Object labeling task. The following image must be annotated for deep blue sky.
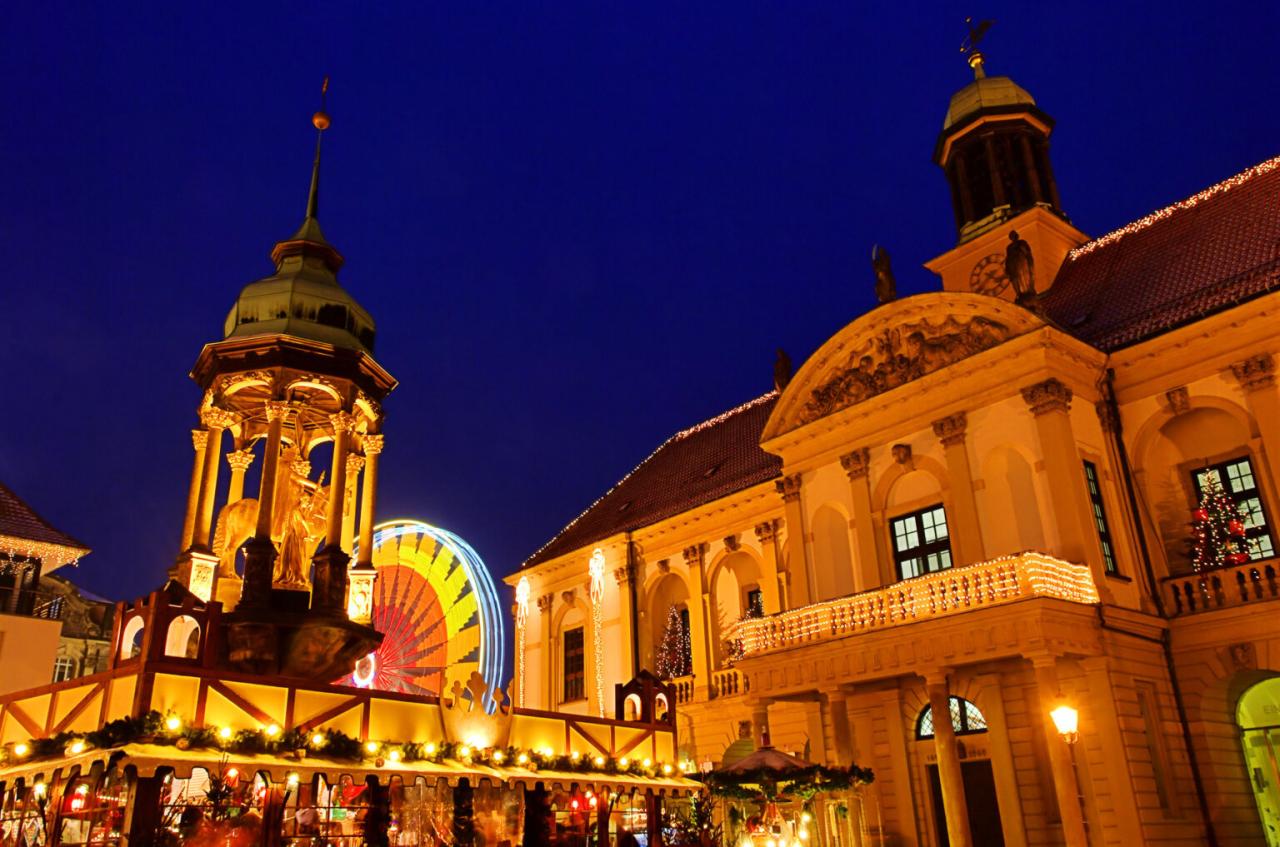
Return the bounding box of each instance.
[3,2,1278,610]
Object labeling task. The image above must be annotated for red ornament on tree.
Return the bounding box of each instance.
[1228,518,1246,537]
[1193,508,1209,522]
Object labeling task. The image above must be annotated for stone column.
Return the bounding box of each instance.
[753,521,783,612]
[932,413,985,565]
[841,448,882,592]
[225,449,255,505]
[180,429,208,550]
[342,454,365,553]
[356,435,383,567]
[537,593,554,708]
[313,411,356,613]
[776,474,812,606]
[1230,354,1280,505]
[925,671,971,847]
[683,544,712,691]
[193,409,235,549]
[824,688,855,766]
[751,698,772,746]
[1031,657,1089,847]
[1021,379,1112,598]
[613,564,636,683]
[242,400,290,610]
[1080,657,1143,845]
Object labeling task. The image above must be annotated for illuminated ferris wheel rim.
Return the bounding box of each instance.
[355,518,506,709]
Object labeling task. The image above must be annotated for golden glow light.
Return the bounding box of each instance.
[642,758,652,768]
[14,743,29,757]
[165,715,182,732]
[311,733,325,747]
[365,741,379,754]
[459,745,472,758]
[286,772,300,788]
[218,726,233,740]
[594,755,605,767]
[264,724,281,738]
[517,753,529,765]
[493,751,505,763]
[425,742,437,756]
[515,576,530,707]
[589,548,607,717]
[32,783,46,799]
[388,750,403,763]
[68,740,86,754]
[1050,700,1080,744]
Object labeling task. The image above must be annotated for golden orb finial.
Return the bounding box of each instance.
[313,111,331,131]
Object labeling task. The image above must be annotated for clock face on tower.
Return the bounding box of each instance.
[969,253,1010,296]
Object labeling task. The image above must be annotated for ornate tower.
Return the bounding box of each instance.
[925,39,1088,300]
[172,92,395,681]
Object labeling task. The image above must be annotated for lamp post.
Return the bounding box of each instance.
[1049,696,1089,846]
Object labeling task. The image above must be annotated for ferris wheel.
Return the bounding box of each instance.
[338,519,505,709]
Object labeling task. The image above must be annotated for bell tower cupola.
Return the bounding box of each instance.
[925,23,1089,301]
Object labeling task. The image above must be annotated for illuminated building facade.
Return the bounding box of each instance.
[510,51,1280,846]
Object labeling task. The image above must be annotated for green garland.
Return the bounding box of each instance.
[700,763,873,802]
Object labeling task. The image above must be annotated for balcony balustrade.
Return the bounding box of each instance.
[670,674,696,705]
[711,667,747,698]
[1164,558,1280,615]
[728,552,1099,658]
[0,587,63,620]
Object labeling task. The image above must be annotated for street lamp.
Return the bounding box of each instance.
[1050,698,1079,745]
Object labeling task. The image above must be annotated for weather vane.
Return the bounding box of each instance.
[313,76,331,131]
[960,17,994,78]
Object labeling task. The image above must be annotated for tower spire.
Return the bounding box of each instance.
[960,18,994,80]
[306,77,330,221]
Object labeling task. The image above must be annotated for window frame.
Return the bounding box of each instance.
[744,587,764,619]
[915,696,988,739]
[1190,455,1276,561]
[890,504,954,581]
[561,626,586,703]
[1083,460,1119,574]
[52,656,77,683]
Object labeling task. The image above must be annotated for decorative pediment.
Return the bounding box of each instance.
[765,293,1042,438]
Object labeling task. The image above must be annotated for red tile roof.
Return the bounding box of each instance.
[1044,155,1280,350]
[0,481,91,561]
[524,393,781,567]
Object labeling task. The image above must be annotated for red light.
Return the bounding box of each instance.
[70,797,84,811]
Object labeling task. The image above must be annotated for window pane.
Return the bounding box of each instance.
[964,701,988,731]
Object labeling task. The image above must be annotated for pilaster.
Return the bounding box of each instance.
[931,413,985,565]
[775,473,812,606]
[613,564,637,682]
[682,543,713,690]
[753,520,784,612]
[841,448,882,592]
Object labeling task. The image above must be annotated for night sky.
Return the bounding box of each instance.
[4,2,1279,616]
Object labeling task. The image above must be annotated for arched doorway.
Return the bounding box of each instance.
[1238,677,1280,845]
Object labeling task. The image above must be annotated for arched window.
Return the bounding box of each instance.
[916,696,988,739]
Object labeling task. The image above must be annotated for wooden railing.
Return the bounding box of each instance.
[1165,559,1280,616]
[728,552,1099,658]
[712,668,747,698]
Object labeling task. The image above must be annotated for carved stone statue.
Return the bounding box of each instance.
[212,447,330,587]
[1004,230,1036,303]
[773,348,793,393]
[872,245,897,304]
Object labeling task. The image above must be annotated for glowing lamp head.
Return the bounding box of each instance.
[570,751,581,761]
[264,724,281,738]
[286,772,300,788]
[13,743,29,757]
[165,715,182,732]
[493,751,505,763]
[642,758,652,768]
[459,745,472,758]
[800,812,812,823]
[32,782,47,799]
[571,799,580,810]
[590,796,599,808]
[619,757,629,768]
[662,763,673,775]
[365,741,380,754]
[68,740,86,755]
[594,756,605,767]
[218,726,233,741]
[388,750,402,763]
[225,768,239,780]
[311,733,326,747]
[424,742,437,756]
[1050,699,1080,744]
[517,753,529,765]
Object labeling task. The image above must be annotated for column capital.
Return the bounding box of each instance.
[931,412,968,447]
[200,407,239,430]
[682,543,706,568]
[1021,378,1072,416]
[191,429,209,451]
[536,593,554,614]
[1094,400,1119,434]
[839,448,872,480]
[1230,353,1276,392]
[330,411,358,434]
[613,564,636,586]
[264,400,294,422]
[345,454,366,477]
[775,473,802,503]
[754,520,777,544]
[362,433,385,455]
[922,668,953,689]
[1029,652,1061,670]
[226,449,255,471]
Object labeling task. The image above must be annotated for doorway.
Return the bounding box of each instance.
[927,760,1005,847]
[1239,678,1280,846]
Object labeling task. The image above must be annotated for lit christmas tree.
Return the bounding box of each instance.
[656,605,692,679]
[1191,474,1250,571]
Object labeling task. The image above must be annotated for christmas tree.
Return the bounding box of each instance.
[1191,473,1250,571]
[656,605,692,679]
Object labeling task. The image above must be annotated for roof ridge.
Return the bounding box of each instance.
[1068,153,1280,260]
[671,391,778,442]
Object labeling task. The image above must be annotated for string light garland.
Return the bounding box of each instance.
[588,549,606,716]
[728,552,1099,656]
[522,392,777,567]
[1068,154,1280,259]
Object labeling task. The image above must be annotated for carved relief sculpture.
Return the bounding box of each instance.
[799,314,1011,425]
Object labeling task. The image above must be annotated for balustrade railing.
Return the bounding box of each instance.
[712,668,746,698]
[671,674,696,705]
[728,552,1099,658]
[1164,559,1280,615]
[0,587,63,620]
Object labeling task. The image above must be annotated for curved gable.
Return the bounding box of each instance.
[765,293,1043,439]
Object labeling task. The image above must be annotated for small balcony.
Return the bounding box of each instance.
[0,587,63,620]
[729,552,1100,658]
[1164,558,1280,616]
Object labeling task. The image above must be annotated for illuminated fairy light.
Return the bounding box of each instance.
[515,576,530,707]
[522,392,778,567]
[1069,154,1280,259]
[729,552,1099,656]
[364,520,506,713]
[589,548,606,716]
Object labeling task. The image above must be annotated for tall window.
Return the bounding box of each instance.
[744,587,764,619]
[891,505,952,580]
[1192,457,1276,559]
[1083,461,1118,573]
[562,627,585,702]
[52,657,76,683]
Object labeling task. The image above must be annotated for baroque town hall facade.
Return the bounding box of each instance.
[508,52,1280,847]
